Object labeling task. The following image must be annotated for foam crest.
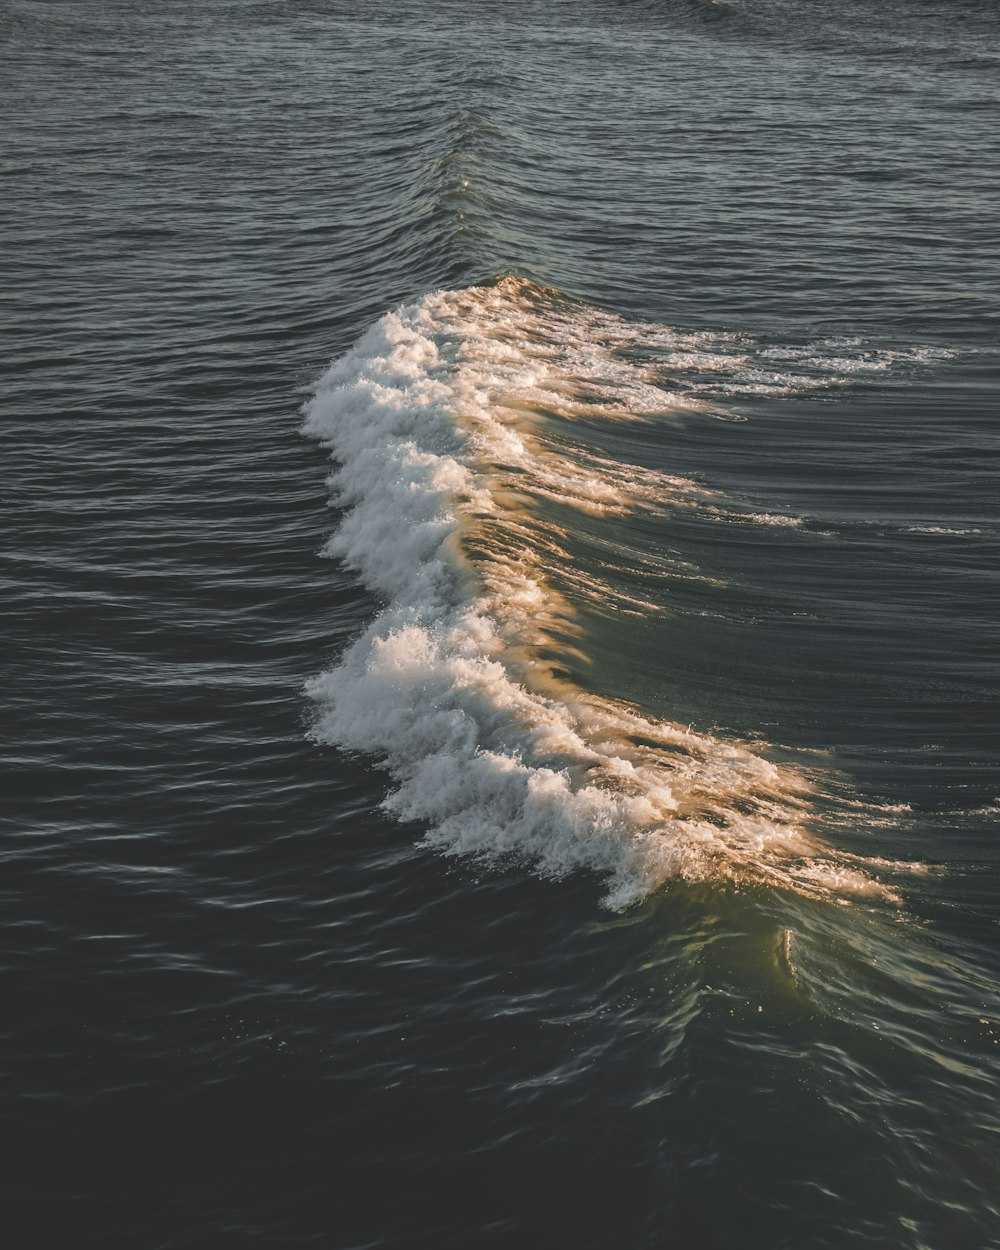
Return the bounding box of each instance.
[303,278,910,906]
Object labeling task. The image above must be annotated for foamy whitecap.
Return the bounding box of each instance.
[303,277,920,907]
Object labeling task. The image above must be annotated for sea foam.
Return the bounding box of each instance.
[303,278,908,906]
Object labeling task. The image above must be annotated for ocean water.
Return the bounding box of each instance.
[3,1,1000,1246]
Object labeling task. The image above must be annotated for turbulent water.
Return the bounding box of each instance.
[4,1,1000,1247]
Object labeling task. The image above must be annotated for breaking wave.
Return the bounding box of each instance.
[303,277,924,907]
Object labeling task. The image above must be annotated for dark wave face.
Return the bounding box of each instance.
[3,1,1000,1247]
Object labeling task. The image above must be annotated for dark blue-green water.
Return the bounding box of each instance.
[3,1,1000,1246]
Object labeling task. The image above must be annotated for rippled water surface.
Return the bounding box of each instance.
[4,1,1000,1246]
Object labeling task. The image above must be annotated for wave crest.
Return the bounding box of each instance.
[303,278,908,906]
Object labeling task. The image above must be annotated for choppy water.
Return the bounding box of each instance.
[4,1,1000,1246]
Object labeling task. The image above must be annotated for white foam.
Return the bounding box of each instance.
[745,512,804,528]
[303,278,913,907]
[904,525,983,536]
[704,506,805,529]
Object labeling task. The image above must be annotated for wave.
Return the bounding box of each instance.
[303,276,923,907]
